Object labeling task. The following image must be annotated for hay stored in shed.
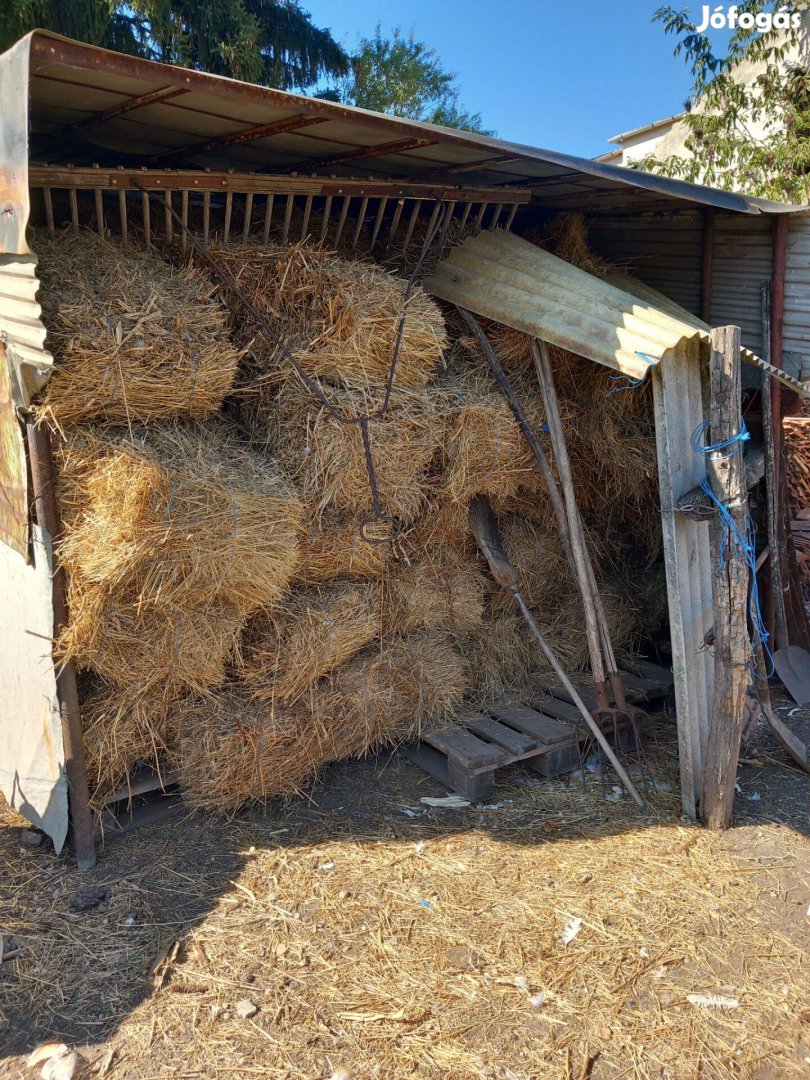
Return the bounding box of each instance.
[243,583,382,706]
[293,516,391,585]
[440,376,539,504]
[383,556,486,635]
[313,633,467,757]
[211,242,447,395]
[176,691,316,814]
[56,424,303,615]
[80,682,175,807]
[34,233,240,426]
[273,381,442,523]
[61,575,246,703]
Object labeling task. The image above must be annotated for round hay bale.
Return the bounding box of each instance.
[243,582,382,706]
[34,233,241,426]
[211,241,447,396]
[312,632,467,756]
[292,515,391,586]
[80,682,175,807]
[272,381,443,523]
[383,555,486,635]
[56,423,303,616]
[175,691,316,813]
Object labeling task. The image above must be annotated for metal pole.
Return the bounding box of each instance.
[25,418,96,869]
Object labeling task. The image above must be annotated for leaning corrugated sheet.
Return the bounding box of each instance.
[424,230,808,396]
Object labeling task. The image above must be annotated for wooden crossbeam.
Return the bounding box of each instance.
[272,137,438,174]
[28,165,531,204]
[150,114,329,163]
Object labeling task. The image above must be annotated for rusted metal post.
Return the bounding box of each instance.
[700,326,749,830]
[701,208,714,323]
[25,418,96,869]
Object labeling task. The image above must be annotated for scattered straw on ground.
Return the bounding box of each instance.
[2,734,807,1080]
[34,232,240,426]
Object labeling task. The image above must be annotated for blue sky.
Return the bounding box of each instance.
[304,0,717,157]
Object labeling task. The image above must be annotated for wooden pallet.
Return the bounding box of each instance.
[404,664,673,802]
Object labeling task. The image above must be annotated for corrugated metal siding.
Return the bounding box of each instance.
[586,210,704,316]
[785,211,810,380]
[710,212,772,362]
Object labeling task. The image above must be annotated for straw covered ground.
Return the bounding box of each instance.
[34,233,241,426]
[2,717,809,1080]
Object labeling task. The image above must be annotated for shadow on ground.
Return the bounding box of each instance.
[1,710,808,1077]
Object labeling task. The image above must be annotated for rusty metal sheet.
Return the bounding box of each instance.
[425,229,808,396]
[0,344,27,555]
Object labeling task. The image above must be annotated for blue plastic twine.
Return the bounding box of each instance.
[607,351,658,396]
[691,419,772,678]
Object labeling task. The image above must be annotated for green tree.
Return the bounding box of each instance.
[635,2,810,202]
[0,0,349,91]
[328,26,492,135]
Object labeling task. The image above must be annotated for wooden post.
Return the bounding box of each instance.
[701,325,749,830]
[652,336,715,818]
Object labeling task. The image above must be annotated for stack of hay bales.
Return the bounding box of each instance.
[35,223,663,815]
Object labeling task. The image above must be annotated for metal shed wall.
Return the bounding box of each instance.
[709,212,773,364]
[785,211,810,381]
[585,210,704,316]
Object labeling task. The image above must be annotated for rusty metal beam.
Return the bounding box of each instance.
[274,137,438,174]
[151,113,329,163]
[25,418,96,871]
[66,85,190,134]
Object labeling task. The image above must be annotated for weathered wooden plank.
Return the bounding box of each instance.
[528,696,582,725]
[466,715,537,755]
[489,705,575,745]
[701,325,749,830]
[652,336,715,818]
[401,744,450,786]
[425,729,507,767]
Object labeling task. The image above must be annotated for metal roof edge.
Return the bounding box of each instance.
[21,30,805,218]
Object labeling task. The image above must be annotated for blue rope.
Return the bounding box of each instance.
[607,351,658,396]
[691,417,751,458]
[692,418,772,678]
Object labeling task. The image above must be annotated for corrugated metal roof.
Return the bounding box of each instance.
[19,31,803,218]
[424,229,809,396]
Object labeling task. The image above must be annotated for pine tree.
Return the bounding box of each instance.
[0,0,349,91]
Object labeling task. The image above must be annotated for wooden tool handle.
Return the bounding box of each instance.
[468,495,519,590]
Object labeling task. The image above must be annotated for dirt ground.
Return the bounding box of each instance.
[1,709,809,1080]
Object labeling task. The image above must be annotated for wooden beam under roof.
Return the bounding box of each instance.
[150,114,329,163]
[28,164,532,204]
[272,137,438,174]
